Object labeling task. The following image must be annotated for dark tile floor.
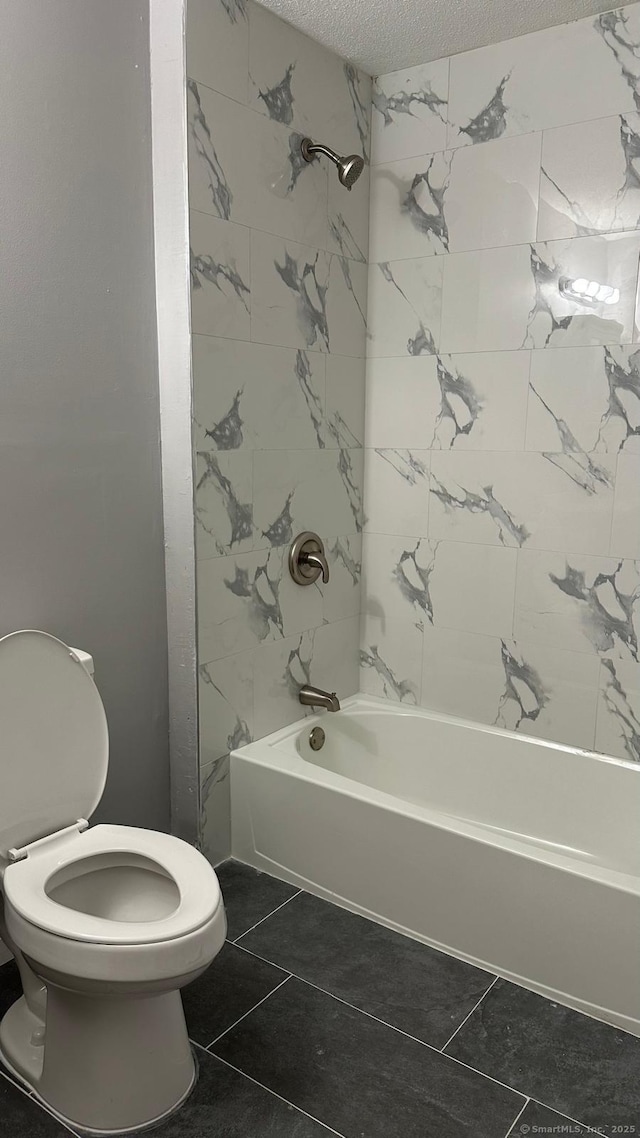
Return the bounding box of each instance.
[0,858,638,1137]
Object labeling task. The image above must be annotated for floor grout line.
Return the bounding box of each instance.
[212,1053,348,1138]
[439,974,500,1052]
[231,889,303,943]
[204,973,292,1049]
[230,942,603,1130]
[0,1068,81,1136]
[504,1097,531,1137]
[233,942,528,1098]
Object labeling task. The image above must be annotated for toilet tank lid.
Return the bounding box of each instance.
[0,630,108,857]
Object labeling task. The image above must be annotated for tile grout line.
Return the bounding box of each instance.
[230,942,601,1130]
[0,1068,81,1136]
[0,992,600,1138]
[504,1097,531,1137]
[233,942,525,1098]
[231,888,303,943]
[212,1053,348,1138]
[439,974,500,1052]
[204,973,292,1049]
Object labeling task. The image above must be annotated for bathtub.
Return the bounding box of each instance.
[231,695,640,1036]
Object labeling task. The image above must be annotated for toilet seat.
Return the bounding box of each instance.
[3,824,221,945]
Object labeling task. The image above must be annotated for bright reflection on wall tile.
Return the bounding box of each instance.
[559,275,620,305]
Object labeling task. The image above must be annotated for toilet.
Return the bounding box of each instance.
[0,630,226,1134]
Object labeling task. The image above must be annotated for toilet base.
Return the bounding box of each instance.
[0,988,197,1134]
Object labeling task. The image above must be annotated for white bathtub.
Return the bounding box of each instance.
[231,695,640,1036]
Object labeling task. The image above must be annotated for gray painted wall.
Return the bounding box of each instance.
[0,0,170,830]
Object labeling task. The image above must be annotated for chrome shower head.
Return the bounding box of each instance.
[338,153,365,189]
[301,137,364,190]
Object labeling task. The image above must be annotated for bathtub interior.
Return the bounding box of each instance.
[260,698,640,879]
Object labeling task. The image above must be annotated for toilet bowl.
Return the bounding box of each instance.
[0,630,226,1134]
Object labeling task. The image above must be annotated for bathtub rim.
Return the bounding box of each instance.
[232,694,640,894]
[256,692,640,773]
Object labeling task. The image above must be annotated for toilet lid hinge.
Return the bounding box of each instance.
[8,819,89,863]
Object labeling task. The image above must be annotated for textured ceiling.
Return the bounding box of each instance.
[255,0,618,76]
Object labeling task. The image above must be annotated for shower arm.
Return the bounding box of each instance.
[301,139,342,166]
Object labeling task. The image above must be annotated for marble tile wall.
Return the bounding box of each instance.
[187,0,371,862]
[362,4,640,764]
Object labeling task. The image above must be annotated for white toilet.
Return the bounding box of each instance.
[0,629,226,1134]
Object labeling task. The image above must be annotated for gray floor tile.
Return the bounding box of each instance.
[126,1049,332,1137]
[446,979,640,1133]
[0,960,22,1021]
[212,975,525,1138]
[182,942,288,1046]
[0,1074,74,1137]
[239,891,495,1047]
[508,1099,593,1135]
[217,859,299,940]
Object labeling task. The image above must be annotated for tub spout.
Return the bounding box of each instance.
[299,685,340,713]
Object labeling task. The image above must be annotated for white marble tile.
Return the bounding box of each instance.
[366,352,530,452]
[365,356,440,449]
[493,638,599,750]
[371,60,449,165]
[200,755,230,866]
[250,230,332,352]
[429,540,517,638]
[325,355,365,447]
[321,535,362,623]
[446,132,541,253]
[188,79,239,221]
[253,448,363,546]
[421,627,508,724]
[248,1,371,160]
[421,627,600,749]
[526,233,640,349]
[197,545,323,663]
[363,533,437,629]
[601,347,640,453]
[369,150,452,262]
[360,614,422,704]
[539,113,640,241]
[192,335,327,452]
[526,346,640,457]
[190,211,251,340]
[188,80,327,247]
[436,352,530,451]
[363,448,431,537]
[514,549,640,661]
[312,616,361,701]
[326,254,368,358]
[611,450,640,558]
[370,132,540,263]
[441,234,640,354]
[440,243,534,354]
[595,657,640,762]
[447,12,640,150]
[328,162,370,264]
[199,650,253,766]
[366,257,443,358]
[429,450,614,556]
[252,618,360,739]
[252,629,314,739]
[187,0,249,105]
[195,449,254,559]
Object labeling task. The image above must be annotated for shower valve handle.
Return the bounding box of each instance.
[289,532,329,586]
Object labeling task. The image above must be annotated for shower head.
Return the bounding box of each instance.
[301,137,365,190]
[338,152,365,189]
